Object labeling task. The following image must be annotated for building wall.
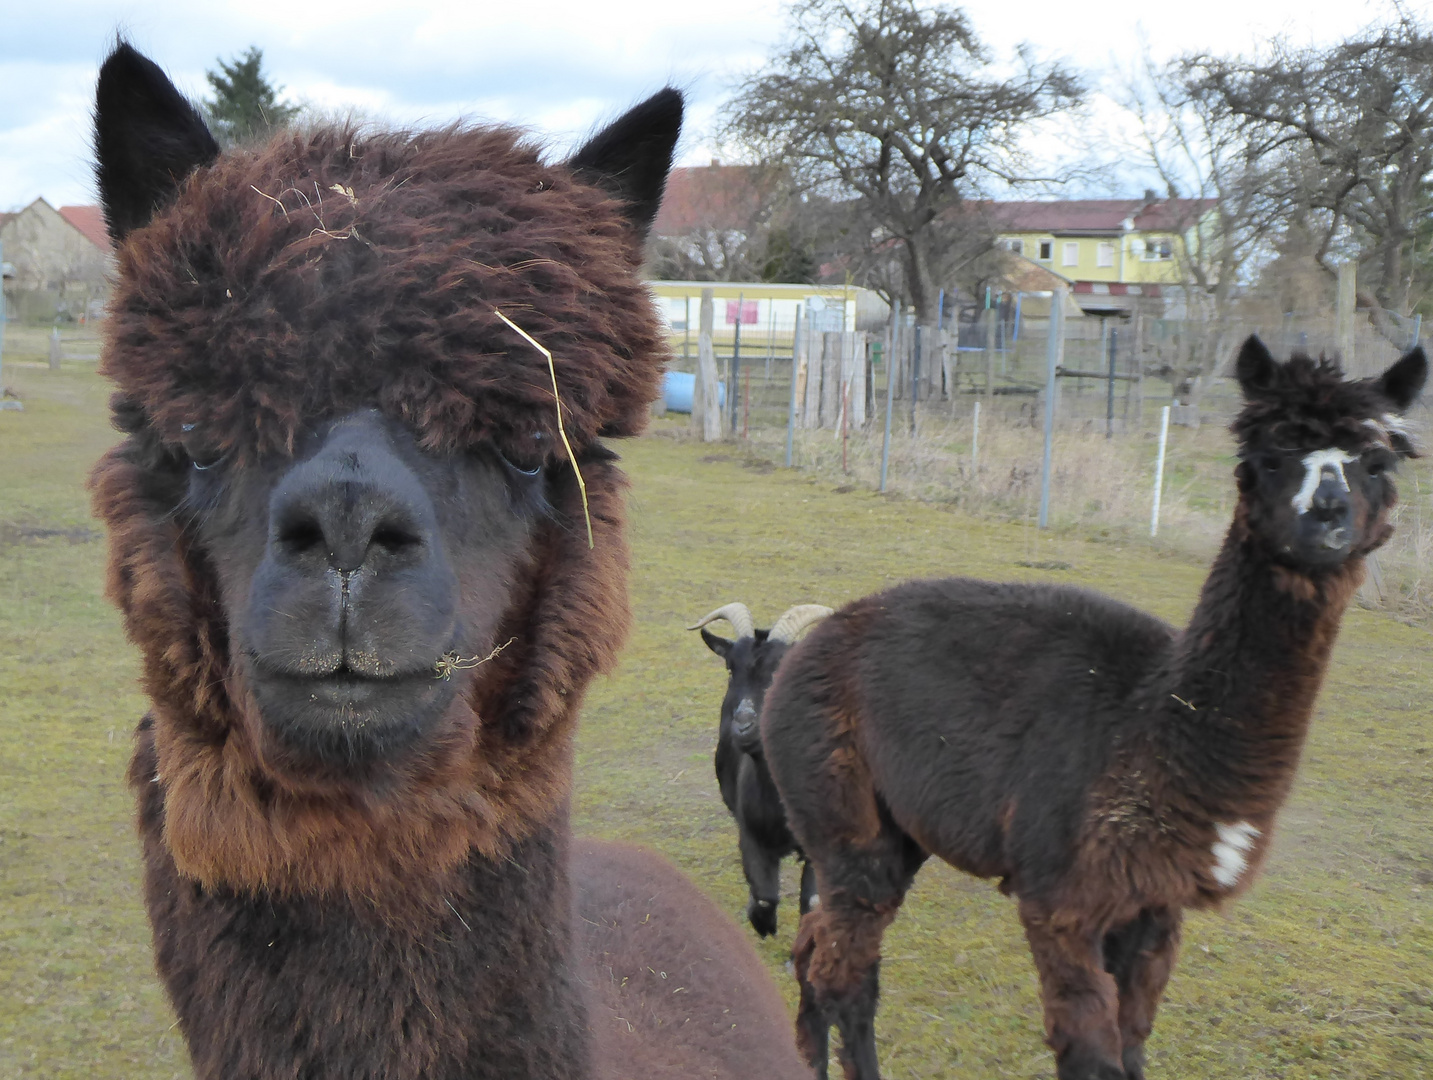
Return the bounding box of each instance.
[0,199,112,321]
[996,230,1190,285]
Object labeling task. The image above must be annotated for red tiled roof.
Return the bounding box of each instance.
[987,198,1216,234]
[653,164,774,236]
[58,204,112,251]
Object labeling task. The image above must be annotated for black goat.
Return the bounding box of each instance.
[690,603,831,937]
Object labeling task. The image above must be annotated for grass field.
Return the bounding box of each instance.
[1,339,1430,1078]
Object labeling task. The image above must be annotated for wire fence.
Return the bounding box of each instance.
[658,293,1433,622]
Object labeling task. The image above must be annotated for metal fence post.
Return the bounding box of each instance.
[785,305,801,468]
[1106,327,1117,438]
[1038,288,1066,529]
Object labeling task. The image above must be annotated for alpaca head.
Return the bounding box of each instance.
[1231,334,1426,570]
[89,43,682,902]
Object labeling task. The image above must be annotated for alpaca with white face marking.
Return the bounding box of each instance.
[760,335,1426,1080]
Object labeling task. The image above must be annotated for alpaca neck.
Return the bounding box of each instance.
[1152,515,1361,822]
[134,727,590,1080]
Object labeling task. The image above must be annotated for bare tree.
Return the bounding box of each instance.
[1121,55,1291,379]
[1182,13,1433,315]
[722,0,1082,321]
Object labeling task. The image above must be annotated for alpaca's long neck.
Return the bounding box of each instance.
[1149,515,1361,823]
[133,726,590,1080]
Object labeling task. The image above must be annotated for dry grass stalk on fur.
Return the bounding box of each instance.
[494,309,594,548]
[434,637,516,681]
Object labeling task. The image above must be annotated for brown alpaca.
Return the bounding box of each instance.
[760,337,1427,1080]
[91,43,806,1080]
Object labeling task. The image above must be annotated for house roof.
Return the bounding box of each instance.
[988,198,1216,235]
[58,205,112,251]
[653,163,773,236]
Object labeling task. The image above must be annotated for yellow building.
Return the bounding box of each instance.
[990,196,1216,316]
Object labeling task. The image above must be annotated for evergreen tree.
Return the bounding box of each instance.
[204,47,299,146]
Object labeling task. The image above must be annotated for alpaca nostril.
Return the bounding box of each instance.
[276,515,326,557]
[371,521,424,555]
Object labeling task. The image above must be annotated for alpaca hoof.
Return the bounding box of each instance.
[747,897,778,937]
[1122,1044,1147,1080]
[1056,1050,1127,1080]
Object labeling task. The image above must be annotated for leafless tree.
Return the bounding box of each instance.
[1181,13,1433,316]
[722,0,1082,322]
[1120,54,1292,379]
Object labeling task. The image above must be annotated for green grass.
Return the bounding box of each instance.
[2,354,1430,1077]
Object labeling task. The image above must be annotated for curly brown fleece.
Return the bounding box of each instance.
[92,123,663,909]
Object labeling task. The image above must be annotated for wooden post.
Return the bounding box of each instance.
[1337,261,1357,367]
[694,288,722,442]
[802,315,822,429]
[729,293,743,435]
[821,331,841,428]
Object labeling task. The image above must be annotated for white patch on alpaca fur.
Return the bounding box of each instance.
[1292,448,1356,514]
[1210,821,1261,888]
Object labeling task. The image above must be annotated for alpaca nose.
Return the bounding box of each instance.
[269,415,435,575]
[1308,476,1351,524]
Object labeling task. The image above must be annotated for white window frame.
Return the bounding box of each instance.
[1062,241,1079,267]
[1096,242,1114,268]
[1142,237,1174,262]
[1038,239,1053,261]
[1006,238,1023,255]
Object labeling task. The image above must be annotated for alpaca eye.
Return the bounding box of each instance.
[496,433,548,476]
[179,424,225,471]
[1260,455,1282,473]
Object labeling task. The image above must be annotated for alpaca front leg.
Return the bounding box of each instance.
[1103,908,1182,1079]
[1021,903,1125,1080]
[791,898,899,1080]
[738,826,783,937]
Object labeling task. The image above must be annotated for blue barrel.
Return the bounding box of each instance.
[663,371,725,414]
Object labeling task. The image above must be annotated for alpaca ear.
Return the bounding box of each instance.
[1234,335,1279,398]
[94,42,220,243]
[700,628,733,660]
[567,87,683,240]
[1373,346,1427,411]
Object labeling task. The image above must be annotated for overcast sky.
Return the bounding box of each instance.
[0,0,1414,212]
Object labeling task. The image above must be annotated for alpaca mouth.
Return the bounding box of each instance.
[247,657,461,763]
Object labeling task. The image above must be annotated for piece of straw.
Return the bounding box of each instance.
[494,310,594,548]
[435,637,516,681]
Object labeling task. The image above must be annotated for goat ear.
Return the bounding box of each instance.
[567,87,683,240]
[94,42,220,243]
[700,628,733,659]
[1373,346,1427,412]
[1234,335,1279,398]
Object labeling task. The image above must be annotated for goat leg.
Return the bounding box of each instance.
[738,827,783,937]
[798,858,818,916]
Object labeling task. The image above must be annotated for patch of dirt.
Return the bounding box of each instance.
[698,454,734,464]
[1014,559,1073,571]
[0,523,102,546]
[741,459,776,474]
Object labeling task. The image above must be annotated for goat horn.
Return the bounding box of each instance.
[767,604,834,644]
[687,602,756,639]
